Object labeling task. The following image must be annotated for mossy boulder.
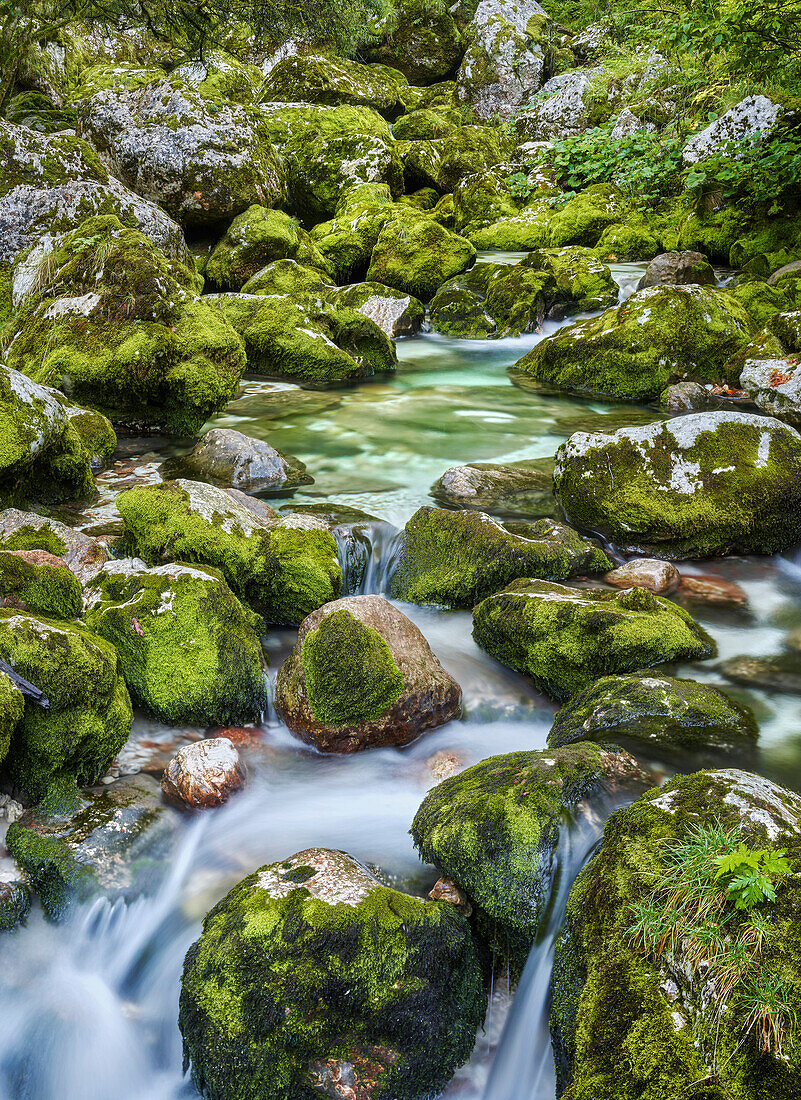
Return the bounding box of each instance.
[57,400,117,468]
[5,216,246,436]
[551,768,801,1099]
[0,611,132,808]
[0,119,187,264]
[161,428,312,494]
[309,184,397,282]
[392,108,464,141]
[553,412,801,558]
[0,549,83,620]
[262,54,404,113]
[0,669,25,764]
[84,559,267,726]
[367,215,476,301]
[0,364,95,508]
[78,82,286,225]
[0,508,107,582]
[548,672,758,761]
[390,507,612,608]
[514,285,754,402]
[335,282,426,337]
[205,206,332,290]
[371,0,464,83]
[521,247,619,313]
[240,258,336,299]
[548,184,626,248]
[210,290,396,383]
[116,480,342,625]
[6,773,181,919]
[170,50,264,104]
[411,744,651,970]
[457,0,548,121]
[0,879,31,932]
[275,595,462,752]
[399,128,502,194]
[594,219,660,262]
[430,459,555,518]
[472,580,716,701]
[179,847,487,1100]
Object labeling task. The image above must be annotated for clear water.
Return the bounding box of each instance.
[3,262,801,1099]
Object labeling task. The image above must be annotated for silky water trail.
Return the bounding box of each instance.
[2,261,801,1099]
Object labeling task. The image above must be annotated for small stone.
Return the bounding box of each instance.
[677,574,749,611]
[210,726,265,747]
[661,381,713,413]
[719,654,801,694]
[604,558,680,595]
[161,738,247,809]
[428,876,472,915]
[426,750,465,782]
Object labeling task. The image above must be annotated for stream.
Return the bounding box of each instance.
[2,259,801,1099]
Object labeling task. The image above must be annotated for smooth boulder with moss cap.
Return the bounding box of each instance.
[473,580,716,701]
[0,509,107,582]
[116,480,341,625]
[548,672,758,761]
[0,611,132,807]
[179,847,486,1100]
[554,412,801,558]
[0,549,83,620]
[390,507,612,608]
[412,744,651,971]
[275,595,462,752]
[205,206,332,290]
[84,560,267,726]
[551,768,801,1099]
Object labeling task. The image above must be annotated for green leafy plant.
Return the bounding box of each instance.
[684,130,801,213]
[714,842,791,909]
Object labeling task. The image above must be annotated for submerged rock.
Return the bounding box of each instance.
[412,744,651,970]
[548,672,758,760]
[116,480,342,625]
[161,738,246,809]
[179,847,486,1100]
[0,611,132,807]
[553,412,801,558]
[6,774,181,919]
[390,508,611,608]
[84,559,267,726]
[472,580,716,701]
[551,768,801,1098]
[719,653,801,695]
[161,429,311,494]
[275,595,461,752]
[430,459,555,518]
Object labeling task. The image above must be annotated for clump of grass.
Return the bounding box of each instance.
[628,820,797,1060]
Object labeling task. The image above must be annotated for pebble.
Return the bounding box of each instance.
[603,558,680,595]
[161,738,247,809]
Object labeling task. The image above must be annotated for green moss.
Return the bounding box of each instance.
[514,285,754,402]
[391,508,612,608]
[594,220,660,261]
[553,413,801,557]
[179,849,486,1100]
[548,185,625,248]
[728,277,794,329]
[206,207,332,291]
[0,670,25,764]
[371,0,463,83]
[262,54,403,114]
[0,550,83,620]
[0,525,67,557]
[677,206,752,264]
[300,609,404,726]
[84,562,267,726]
[6,216,245,437]
[548,672,758,759]
[472,580,716,701]
[116,481,342,625]
[0,880,31,931]
[0,611,132,808]
[0,265,12,325]
[411,744,647,972]
[366,214,476,302]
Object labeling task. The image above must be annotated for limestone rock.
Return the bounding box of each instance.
[161,428,312,494]
[682,95,782,165]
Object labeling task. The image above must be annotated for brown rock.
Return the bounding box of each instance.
[161,737,246,809]
[604,558,680,595]
[275,594,462,753]
[636,251,715,290]
[677,574,749,611]
[428,876,472,915]
[0,508,107,582]
[208,725,266,748]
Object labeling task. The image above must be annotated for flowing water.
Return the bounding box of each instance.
[3,260,801,1099]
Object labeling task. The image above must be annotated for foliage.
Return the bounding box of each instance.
[628,820,798,1059]
[684,130,801,213]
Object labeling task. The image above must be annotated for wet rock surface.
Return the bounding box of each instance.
[161,738,247,809]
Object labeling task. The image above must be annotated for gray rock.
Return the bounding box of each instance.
[682,95,782,165]
[514,69,597,141]
[430,460,555,518]
[637,251,716,290]
[768,259,801,284]
[610,107,655,140]
[458,0,548,120]
[661,381,714,412]
[336,282,426,337]
[161,428,312,493]
[740,358,801,429]
[0,508,108,582]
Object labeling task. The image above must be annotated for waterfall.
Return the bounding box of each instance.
[335,520,404,596]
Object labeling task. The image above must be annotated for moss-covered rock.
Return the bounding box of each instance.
[548,184,626,248]
[553,412,801,558]
[240,258,336,299]
[78,81,286,225]
[170,50,264,104]
[275,595,462,752]
[5,216,246,436]
[398,128,502,194]
[367,214,476,301]
[210,290,396,382]
[740,352,801,429]
[594,219,660,261]
[205,206,332,291]
[179,847,486,1100]
[521,247,619,313]
[390,507,612,608]
[0,669,25,765]
[548,672,758,760]
[371,0,464,83]
[0,549,83,620]
[392,108,464,141]
[677,205,752,264]
[0,611,132,808]
[472,580,716,701]
[0,364,95,508]
[262,54,404,113]
[514,285,754,402]
[457,0,548,121]
[0,508,107,582]
[0,880,31,932]
[56,400,117,468]
[411,744,651,970]
[116,480,342,625]
[551,768,801,1099]
[310,184,398,282]
[84,559,267,726]
[334,282,426,337]
[6,773,181,919]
